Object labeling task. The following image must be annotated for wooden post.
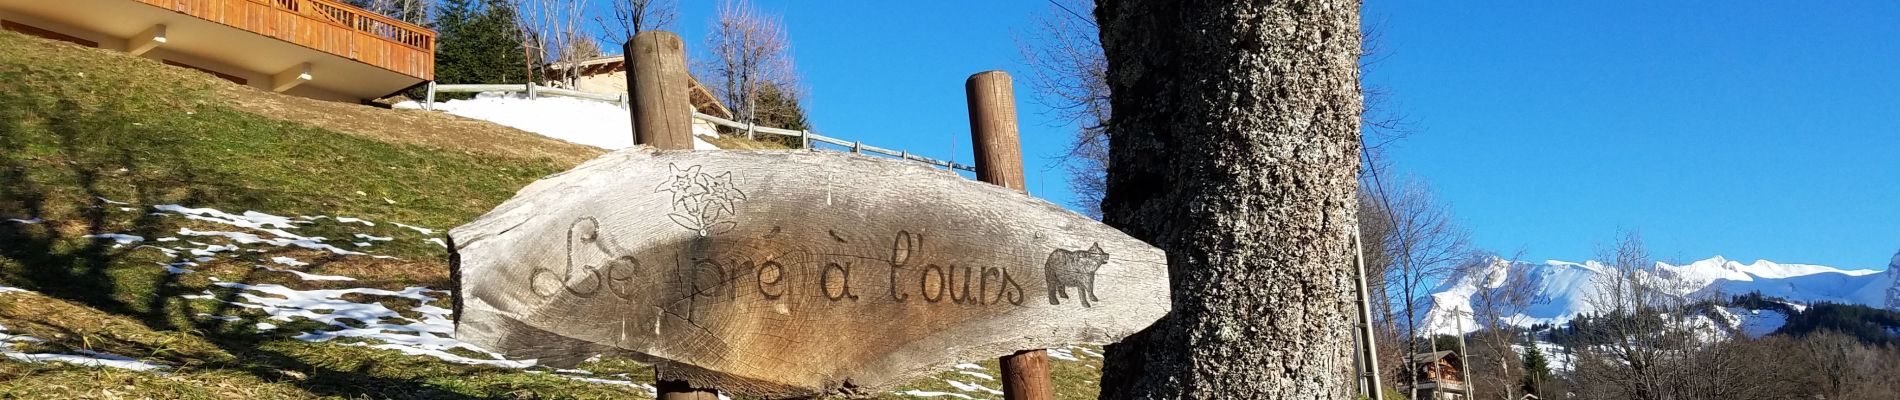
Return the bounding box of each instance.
[967,70,1052,400]
[966,70,1026,190]
[626,31,693,151]
[627,30,715,399]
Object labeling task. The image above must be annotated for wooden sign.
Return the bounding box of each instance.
[449,148,1168,398]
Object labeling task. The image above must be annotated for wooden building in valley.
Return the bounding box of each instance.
[1406,350,1470,400]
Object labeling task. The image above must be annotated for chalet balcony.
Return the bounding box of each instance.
[0,0,436,101]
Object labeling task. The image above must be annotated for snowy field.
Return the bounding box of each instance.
[396,93,721,151]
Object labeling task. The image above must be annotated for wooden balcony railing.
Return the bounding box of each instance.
[134,0,435,80]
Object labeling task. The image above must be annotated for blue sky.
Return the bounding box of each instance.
[622,1,1898,270]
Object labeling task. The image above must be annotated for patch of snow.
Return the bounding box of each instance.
[1045,347,1079,361]
[95,197,130,205]
[900,390,976,399]
[955,370,994,381]
[153,204,296,230]
[3,350,168,371]
[335,217,375,227]
[256,265,356,282]
[417,94,720,150]
[2,322,166,371]
[945,380,1002,395]
[4,218,42,224]
[1721,307,1788,338]
[391,222,435,236]
[1068,344,1104,358]
[270,256,309,267]
[354,234,393,242]
[83,233,144,245]
[426,238,447,248]
[207,282,530,368]
[197,313,242,322]
[0,285,31,294]
[177,227,363,256]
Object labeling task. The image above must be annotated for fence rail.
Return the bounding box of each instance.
[424,82,975,172]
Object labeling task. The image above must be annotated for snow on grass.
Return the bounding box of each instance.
[83,233,144,246]
[175,227,362,256]
[391,222,436,236]
[153,204,296,230]
[944,380,1002,395]
[256,265,356,281]
[402,94,719,151]
[204,282,532,368]
[4,217,42,224]
[1046,347,1080,361]
[0,288,169,371]
[270,256,310,267]
[2,346,169,371]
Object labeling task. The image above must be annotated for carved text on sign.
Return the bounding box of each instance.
[450,149,1169,398]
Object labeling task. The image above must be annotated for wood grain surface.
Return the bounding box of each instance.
[449,147,1168,398]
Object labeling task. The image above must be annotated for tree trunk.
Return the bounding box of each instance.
[1094,0,1363,398]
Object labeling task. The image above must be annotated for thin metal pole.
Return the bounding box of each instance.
[1456,312,1472,399]
[1354,232,1386,400]
[424,81,436,110]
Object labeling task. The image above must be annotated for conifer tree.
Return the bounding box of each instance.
[1522,336,1553,396]
[434,0,529,90]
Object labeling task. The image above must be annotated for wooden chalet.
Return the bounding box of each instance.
[1406,350,1470,400]
[0,0,434,101]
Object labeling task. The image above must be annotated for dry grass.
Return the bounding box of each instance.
[217,87,605,168]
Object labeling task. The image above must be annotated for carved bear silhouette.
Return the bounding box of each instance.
[1043,243,1109,307]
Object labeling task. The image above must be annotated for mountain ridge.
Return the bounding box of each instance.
[1419,250,1900,335]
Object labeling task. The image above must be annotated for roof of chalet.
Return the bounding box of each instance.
[545,55,732,119]
[1410,350,1461,364]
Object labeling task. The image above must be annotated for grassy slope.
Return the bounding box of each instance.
[0,31,1103,399]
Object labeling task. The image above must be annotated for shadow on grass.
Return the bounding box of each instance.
[0,92,483,399]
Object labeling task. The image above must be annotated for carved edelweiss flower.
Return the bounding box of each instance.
[654,164,745,236]
[656,164,704,205]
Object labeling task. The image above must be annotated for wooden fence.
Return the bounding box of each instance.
[425,82,975,172]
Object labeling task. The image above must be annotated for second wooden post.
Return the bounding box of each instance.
[626,30,718,400]
[967,70,1053,400]
[628,30,693,151]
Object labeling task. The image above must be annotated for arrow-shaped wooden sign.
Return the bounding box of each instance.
[449,148,1168,398]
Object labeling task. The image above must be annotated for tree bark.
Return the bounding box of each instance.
[1094,0,1363,398]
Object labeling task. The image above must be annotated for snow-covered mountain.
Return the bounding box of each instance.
[1419,250,1900,336]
